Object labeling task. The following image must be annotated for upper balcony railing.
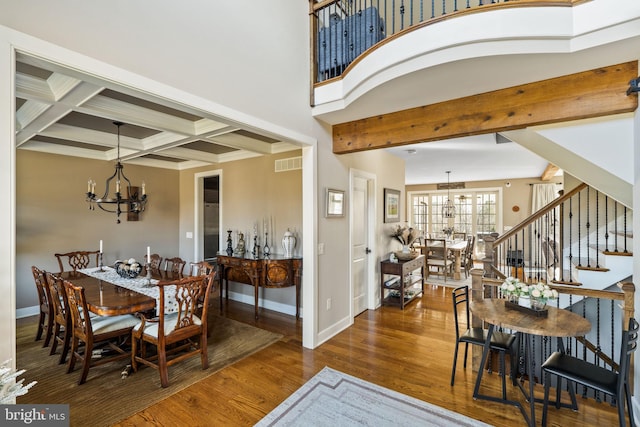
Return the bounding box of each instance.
[310,0,577,86]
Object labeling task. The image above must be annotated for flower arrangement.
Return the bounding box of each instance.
[528,282,559,307]
[0,359,36,403]
[501,277,530,300]
[442,227,454,238]
[390,225,420,247]
[501,278,558,309]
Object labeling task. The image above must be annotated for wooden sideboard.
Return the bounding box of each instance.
[216,254,302,319]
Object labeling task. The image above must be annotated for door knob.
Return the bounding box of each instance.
[365,247,372,254]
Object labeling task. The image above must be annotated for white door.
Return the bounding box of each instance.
[352,175,370,316]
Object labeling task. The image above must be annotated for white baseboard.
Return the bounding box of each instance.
[17,305,39,319]
[224,291,300,318]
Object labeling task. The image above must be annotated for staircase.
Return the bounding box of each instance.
[474,183,635,399]
[484,182,633,295]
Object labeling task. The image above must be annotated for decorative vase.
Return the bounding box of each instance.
[530,297,547,311]
[282,229,296,258]
[402,245,410,254]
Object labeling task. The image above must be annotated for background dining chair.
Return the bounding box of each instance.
[452,231,467,240]
[163,257,186,276]
[45,271,72,364]
[32,266,54,347]
[131,271,215,387]
[189,260,214,276]
[144,253,163,270]
[63,280,139,385]
[55,250,100,274]
[541,317,639,427]
[462,235,476,278]
[424,238,453,283]
[451,286,517,400]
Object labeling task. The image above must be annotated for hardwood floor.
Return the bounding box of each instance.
[116,285,622,426]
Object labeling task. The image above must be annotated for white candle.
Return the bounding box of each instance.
[141,181,146,196]
[87,179,92,193]
[99,240,103,253]
[147,246,151,263]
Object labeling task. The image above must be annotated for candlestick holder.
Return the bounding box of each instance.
[146,262,152,284]
[252,235,259,259]
[98,252,105,272]
[263,232,271,257]
[226,230,233,256]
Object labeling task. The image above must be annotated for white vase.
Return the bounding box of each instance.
[402,245,410,254]
[282,230,296,258]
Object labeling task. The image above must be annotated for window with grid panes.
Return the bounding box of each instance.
[410,189,499,255]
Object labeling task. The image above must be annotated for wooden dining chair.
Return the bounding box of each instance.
[144,253,163,270]
[32,266,54,347]
[131,271,215,387]
[55,250,100,273]
[451,286,517,400]
[462,235,475,278]
[542,317,639,427]
[424,238,453,283]
[163,257,186,275]
[63,279,139,385]
[189,260,214,276]
[452,231,467,240]
[45,271,72,364]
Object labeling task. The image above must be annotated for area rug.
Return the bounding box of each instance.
[255,367,491,427]
[16,314,282,427]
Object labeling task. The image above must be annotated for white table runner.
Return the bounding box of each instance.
[79,266,178,314]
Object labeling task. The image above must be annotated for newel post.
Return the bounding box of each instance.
[482,235,497,278]
[470,268,484,371]
[619,281,635,391]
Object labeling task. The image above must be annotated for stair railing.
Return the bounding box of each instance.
[483,183,632,286]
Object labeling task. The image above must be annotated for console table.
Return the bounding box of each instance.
[380,255,425,309]
[216,254,302,319]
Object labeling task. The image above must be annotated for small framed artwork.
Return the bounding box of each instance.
[384,188,401,223]
[326,188,345,218]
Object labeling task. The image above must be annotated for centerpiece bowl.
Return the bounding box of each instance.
[114,259,143,279]
[394,251,419,261]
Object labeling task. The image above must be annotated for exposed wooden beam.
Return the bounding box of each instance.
[540,163,560,181]
[333,62,638,154]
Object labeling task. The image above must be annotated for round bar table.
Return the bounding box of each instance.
[470,298,591,427]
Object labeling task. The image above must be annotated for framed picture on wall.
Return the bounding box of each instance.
[384,188,400,223]
[326,188,345,218]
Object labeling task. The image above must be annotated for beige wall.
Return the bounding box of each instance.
[178,151,303,311]
[16,150,180,311]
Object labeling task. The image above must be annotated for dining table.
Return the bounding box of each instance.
[469,298,592,427]
[418,239,468,280]
[62,267,185,316]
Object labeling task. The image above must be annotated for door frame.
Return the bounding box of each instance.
[194,169,223,262]
[349,168,377,318]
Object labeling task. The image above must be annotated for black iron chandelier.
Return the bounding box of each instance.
[442,171,456,219]
[86,121,147,223]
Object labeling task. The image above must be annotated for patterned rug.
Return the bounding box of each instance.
[255,367,491,426]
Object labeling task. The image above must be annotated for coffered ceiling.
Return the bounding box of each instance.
[15,53,300,170]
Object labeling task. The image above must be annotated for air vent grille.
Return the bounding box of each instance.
[275,156,302,172]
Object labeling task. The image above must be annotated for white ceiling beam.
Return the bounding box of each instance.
[207,132,274,154]
[79,95,197,136]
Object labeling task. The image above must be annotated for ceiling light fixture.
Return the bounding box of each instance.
[442,171,455,219]
[86,121,148,223]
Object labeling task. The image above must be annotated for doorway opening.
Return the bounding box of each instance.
[203,176,220,260]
